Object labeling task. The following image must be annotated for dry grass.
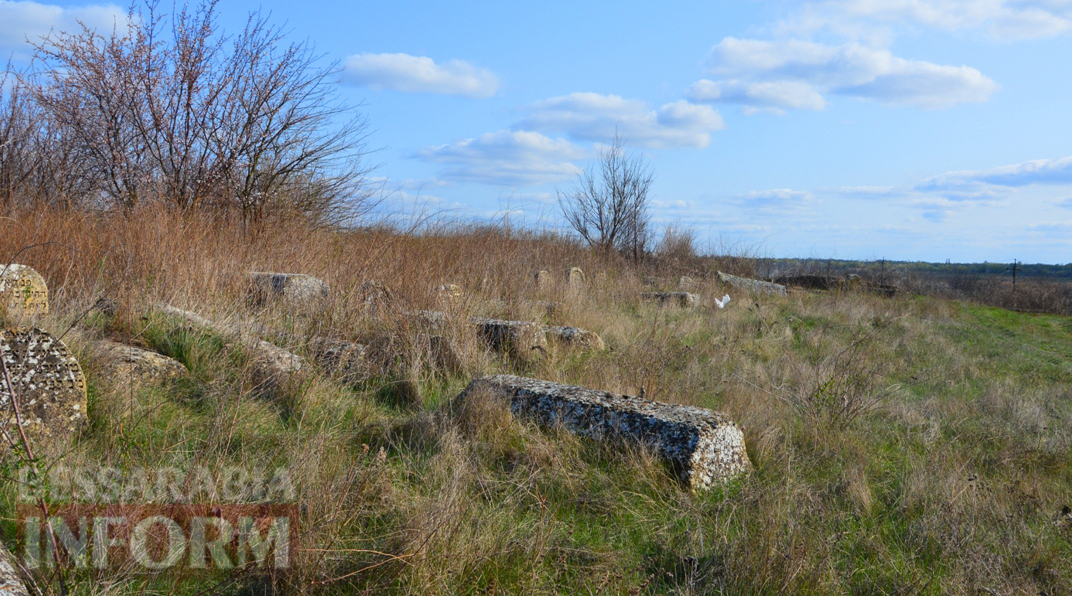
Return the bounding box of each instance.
[0,205,1069,595]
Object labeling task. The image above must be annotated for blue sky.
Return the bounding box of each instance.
[4,0,1072,263]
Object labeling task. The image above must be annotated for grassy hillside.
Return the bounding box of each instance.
[1,208,1070,595]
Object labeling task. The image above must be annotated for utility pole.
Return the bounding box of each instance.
[1008,259,1020,310]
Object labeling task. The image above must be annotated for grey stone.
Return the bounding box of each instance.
[155,304,304,385]
[543,326,605,352]
[535,270,553,291]
[248,272,329,309]
[97,340,188,387]
[0,264,48,318]
[357,280,395,315]
[678,276,696,289]
[0,540,28,596]
[717,271,787,296]
[471,317,549,362]
[307,337,369,383]
[640,292,700,308]
[455,375,752,489]
[0,327,87,451]
[435,284,465,307]
[567,267,586,294]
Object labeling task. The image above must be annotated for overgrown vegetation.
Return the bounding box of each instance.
[0,206,1069,595]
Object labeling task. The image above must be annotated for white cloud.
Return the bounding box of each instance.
[687,79,826,112]
[414,130,585,186]
[921,156,1072,189]
[783,0,1072,41]
[689,37,997,111]
[516,92,725,148]
[0,1,127,51]
[342,53,499,97]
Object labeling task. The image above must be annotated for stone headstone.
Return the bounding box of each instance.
[640,292,699,308]
[436,284,465,306]
[98,340,189,387]
[357,281,395,315]
[543,325,605,352]
[472,317,549,363]
[248,272,329,309]
[717,271,787,296]
[455,375,752,489]
[678,276,696,289]
[567,267,585,298]
[0,264,48,318]
[535,270,553,291]
[0,327,87,450]
[0,540,29,596]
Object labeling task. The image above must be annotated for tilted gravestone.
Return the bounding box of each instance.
[717,271,786,297]
[0,327,87,450]
[455,375,753,489]
[0,264,49,318]
[247,272,329,310]
[640,292,700,308]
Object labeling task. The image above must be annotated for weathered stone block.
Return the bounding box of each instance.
[248,272,329,309]
[435,283,465,307]
[543,326,605,352]
[1,327,87,450]
[0,540,28,596]
[472,317,548,362]
[0,264,48,318]
[98,340,189,387]
[357,280,395,315]
[307,337,369,383]
[640,292,699,307]
[567,267,586,294]
[534,270,553,291]
[456,375,752,489]
[717,271,786,296]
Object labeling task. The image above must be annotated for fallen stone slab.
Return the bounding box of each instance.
[155,304,304,383]
[773,274,840,291]
[543,326,606,352]
[456,375,752,489]
[97,340,189,386]
[640,292,700,307]
[717,271,786,296]
[472,318,549,362]
[247,272,329,310]
[0,264,48,318]
[1,327,87,451]
[0,540,28,596]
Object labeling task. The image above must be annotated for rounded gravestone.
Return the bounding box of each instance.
[247,272,329,310]
[0,264,49,318]
[0,327,87,450]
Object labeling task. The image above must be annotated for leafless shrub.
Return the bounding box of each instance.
[558,132,652,263]
[11,0,373,222]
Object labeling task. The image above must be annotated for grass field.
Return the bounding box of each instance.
[1,207,1070,595]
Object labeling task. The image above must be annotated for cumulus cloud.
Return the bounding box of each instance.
[783,0,1072,41]
[342,53,499,97]
[688,37,997,111]
[515,92,725,148]
[414,130,585,186]
[921,156,1072,189]
[0,1,127,51]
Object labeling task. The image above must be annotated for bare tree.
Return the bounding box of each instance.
[21,0,373,221]
[558,133,653,261]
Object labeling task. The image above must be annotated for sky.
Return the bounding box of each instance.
[3,0,1072,264]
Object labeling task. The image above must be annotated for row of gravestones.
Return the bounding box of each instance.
[0,263,756,593]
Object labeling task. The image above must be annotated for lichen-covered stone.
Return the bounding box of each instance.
[567,267,585,294]
[436,284,465,306]
[0,264,48,318]
[543,326,605,352]
[0,327,87,450]
[472,318,548,362]
[456,375,752,489]
[357,280,395,315]
[0,540,28,596]
[640,292,699,307]
[308,337,369,383]
[535,270,553,291]
[248,272,329,310]
[98,340,188,386]
[717,271,786,296]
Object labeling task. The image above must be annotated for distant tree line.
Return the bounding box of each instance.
[0,0,373,223]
